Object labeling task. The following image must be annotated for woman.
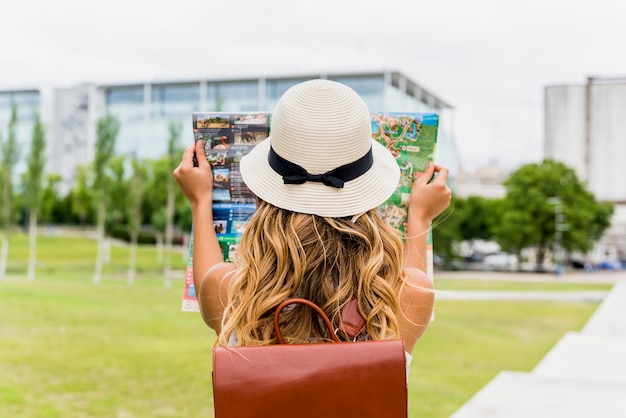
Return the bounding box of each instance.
[174,79,451,355]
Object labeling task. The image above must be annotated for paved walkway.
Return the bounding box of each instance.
[447,271,626,418]
[437,269,626,284]
[436,289,608,302]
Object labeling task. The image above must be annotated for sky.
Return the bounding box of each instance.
[1,0,625,172]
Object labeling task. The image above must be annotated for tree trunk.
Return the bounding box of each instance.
[164,182,175,290]
[104,237,111,264]
[182,233,190,262]
[93,200,106,285]
[1,177,10,279]
[128,229,138,287]
[155,232,163,263]
[0,232,8,279]
[27,211,38,282]
[536,245,546,272]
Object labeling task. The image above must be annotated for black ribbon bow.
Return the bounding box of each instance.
[268,146,373,189]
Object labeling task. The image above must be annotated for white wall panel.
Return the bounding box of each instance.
[544,85,587,179]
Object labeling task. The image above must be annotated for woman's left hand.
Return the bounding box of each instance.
[173,140,213,209]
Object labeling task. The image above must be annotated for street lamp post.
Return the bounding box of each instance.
[548,197,569,276]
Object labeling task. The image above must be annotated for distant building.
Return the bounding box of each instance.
[545,77,626,261]
[0,71,457,194]
[456,165,508,199]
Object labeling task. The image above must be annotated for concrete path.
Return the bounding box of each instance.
[437,269,626,284]
[435,289,608,302]
[448,273,626,418]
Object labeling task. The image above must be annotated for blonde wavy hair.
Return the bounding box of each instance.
[218,199,407,347]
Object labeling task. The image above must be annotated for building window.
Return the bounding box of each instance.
[0,90,41,178]
[0,91,40,123]
[206,81,258,112]
[106,87,144,122]
[151,84,200,117]
[330,75,385,111]
[266,79,304,110]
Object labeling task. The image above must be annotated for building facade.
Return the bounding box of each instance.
[1,71,457,195]
[545,77,626,261]
[455,165,508,199]
[0,89,41,177]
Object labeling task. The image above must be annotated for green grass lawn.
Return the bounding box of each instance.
[0,234,602,417]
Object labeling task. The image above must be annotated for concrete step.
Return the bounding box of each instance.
[583,282,626,336]
[450,371,626,418]
[532,332,626,383]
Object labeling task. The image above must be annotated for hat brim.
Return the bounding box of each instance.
[239,137,401,217]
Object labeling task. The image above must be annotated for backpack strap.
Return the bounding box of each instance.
[338,298,367,340]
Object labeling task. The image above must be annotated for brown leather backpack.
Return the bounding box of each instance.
[212,298,407,418]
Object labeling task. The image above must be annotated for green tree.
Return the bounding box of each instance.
[40,173,62,225]
[23,113,46,281]
[493,159,613,270]
[457,196,499,243]
[127,156,148,286]
[430,196,503,266]
[92,115,120,285]
[164,121,182,289]
[431,197,461,266]
[0,103,20,279]
[144,157,169,262]
[107,155,129,229]
[70,164,95,225]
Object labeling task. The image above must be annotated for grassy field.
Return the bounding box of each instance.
[0,234,603,417]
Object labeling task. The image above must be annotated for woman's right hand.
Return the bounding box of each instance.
[403,162,452,272]
[173,140,213,209]
[408,162,452,222]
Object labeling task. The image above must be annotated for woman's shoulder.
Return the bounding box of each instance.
[205,262,237,280]
[198,262,237,332]
[402,267,434,291]
[397,268,435,352]
[399,267,434,316]
[201,262,237,298]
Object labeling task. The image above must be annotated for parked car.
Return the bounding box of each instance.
[597,261,622,271]
[482,252,518,271]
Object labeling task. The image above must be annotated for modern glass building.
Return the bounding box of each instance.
[0,89,41,177]
[1,71,457,194]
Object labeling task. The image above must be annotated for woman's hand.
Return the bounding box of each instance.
[403,162,452,272]
[173,140,225,306]
[173,140,213,209]
[408,162,452,223]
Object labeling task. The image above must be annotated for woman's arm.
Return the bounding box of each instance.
[404,162,451,272]
[398,267,435,353]
[399,162,451,351]
[173,141,225,320]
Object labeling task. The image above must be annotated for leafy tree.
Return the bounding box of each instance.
[40,173,62,225]
[69,164,95,225]
[164,121,182,289]
[144,157,169,262]
[457,196,499,243]
[0,103,20,279]
[127,156,148,286]
[23,113,46,281]
[430,196,503,266]
[175,192,193,236]
[107,155,129,230]
[92,115,120,285]
[493,159,614,270]
[431,197,461,265]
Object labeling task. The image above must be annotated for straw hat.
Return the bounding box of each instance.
[239,79,400,217]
